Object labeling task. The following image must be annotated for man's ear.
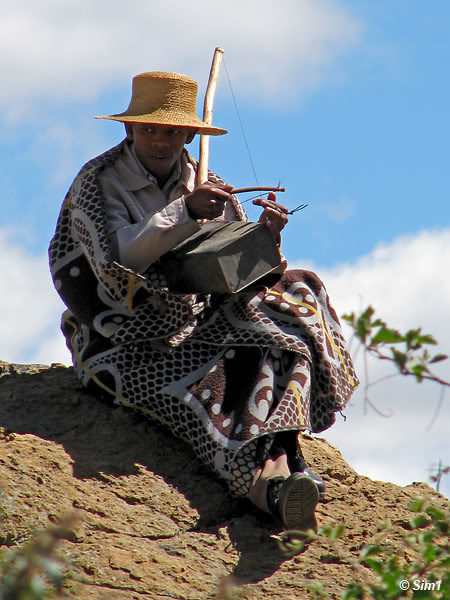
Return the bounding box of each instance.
[185,129,197,144]
[125,123,134,141]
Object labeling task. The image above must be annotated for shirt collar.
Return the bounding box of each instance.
[116,141,194,195]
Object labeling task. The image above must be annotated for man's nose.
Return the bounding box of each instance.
[151,132,169,147]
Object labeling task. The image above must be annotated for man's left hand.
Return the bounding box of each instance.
[253,192,289,240]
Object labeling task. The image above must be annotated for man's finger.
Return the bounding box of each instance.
[253,198,289,214]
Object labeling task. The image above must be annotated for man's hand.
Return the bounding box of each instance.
[253,192,289,239]
[185,183,233,220]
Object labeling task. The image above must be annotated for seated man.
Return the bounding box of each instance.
[49,71,358,530]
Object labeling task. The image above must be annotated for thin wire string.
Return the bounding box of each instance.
[222,57,307,217]
[238,192,308,215]
[223,56,260,188]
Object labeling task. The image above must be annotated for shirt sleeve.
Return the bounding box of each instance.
[101,175,201,274]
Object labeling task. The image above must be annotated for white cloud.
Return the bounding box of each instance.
[291,229,450,497]
[1,0,361,119]
[317,228,450,340]
[0,228,71,366]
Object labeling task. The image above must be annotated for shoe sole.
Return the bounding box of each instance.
[279,473,320,530]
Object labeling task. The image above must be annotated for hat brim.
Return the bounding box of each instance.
[95,113,227,136]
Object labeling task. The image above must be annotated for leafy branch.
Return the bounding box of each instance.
[0,514,77,599]
[272,496,450,599]
[429,460,450,494]
[343,306,449,488]
[342,306,449,388]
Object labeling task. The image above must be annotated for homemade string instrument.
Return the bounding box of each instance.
[161,48,284,294]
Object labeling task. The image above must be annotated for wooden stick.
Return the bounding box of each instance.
[231,186,285,194]
[197,47,224,187]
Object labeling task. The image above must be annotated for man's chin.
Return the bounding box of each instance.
[147,159,173,175]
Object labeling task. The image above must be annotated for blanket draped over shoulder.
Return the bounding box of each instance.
[49,142,358,497]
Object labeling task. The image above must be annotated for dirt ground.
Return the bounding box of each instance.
[0,361,447,599]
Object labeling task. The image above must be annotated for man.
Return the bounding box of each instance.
[49,71,358,530]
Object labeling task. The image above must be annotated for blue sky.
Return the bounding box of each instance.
[1,1,449,498]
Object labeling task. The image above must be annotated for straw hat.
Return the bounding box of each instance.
[96,71,227,136]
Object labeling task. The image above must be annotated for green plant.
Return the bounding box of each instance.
[343,305,449,490]
[273,497,450,599]
[0,515,77,599]
[429,461,450,494]
[342,306,449,388]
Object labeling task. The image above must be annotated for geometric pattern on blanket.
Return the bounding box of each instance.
[49,141,359,496]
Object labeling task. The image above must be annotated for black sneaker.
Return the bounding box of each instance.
[274,431,326,500]
[267,473,319,530]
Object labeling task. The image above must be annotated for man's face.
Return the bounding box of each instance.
[127,123,196,183]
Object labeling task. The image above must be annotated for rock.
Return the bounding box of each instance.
[0,362,447,599]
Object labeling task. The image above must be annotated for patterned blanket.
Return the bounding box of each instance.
[49,141,358,497]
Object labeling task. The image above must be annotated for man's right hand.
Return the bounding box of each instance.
[185,183,233,220]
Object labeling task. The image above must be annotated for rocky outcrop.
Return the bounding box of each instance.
[0,362,447,599]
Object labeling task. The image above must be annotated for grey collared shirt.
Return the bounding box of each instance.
[100,141,238,274]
